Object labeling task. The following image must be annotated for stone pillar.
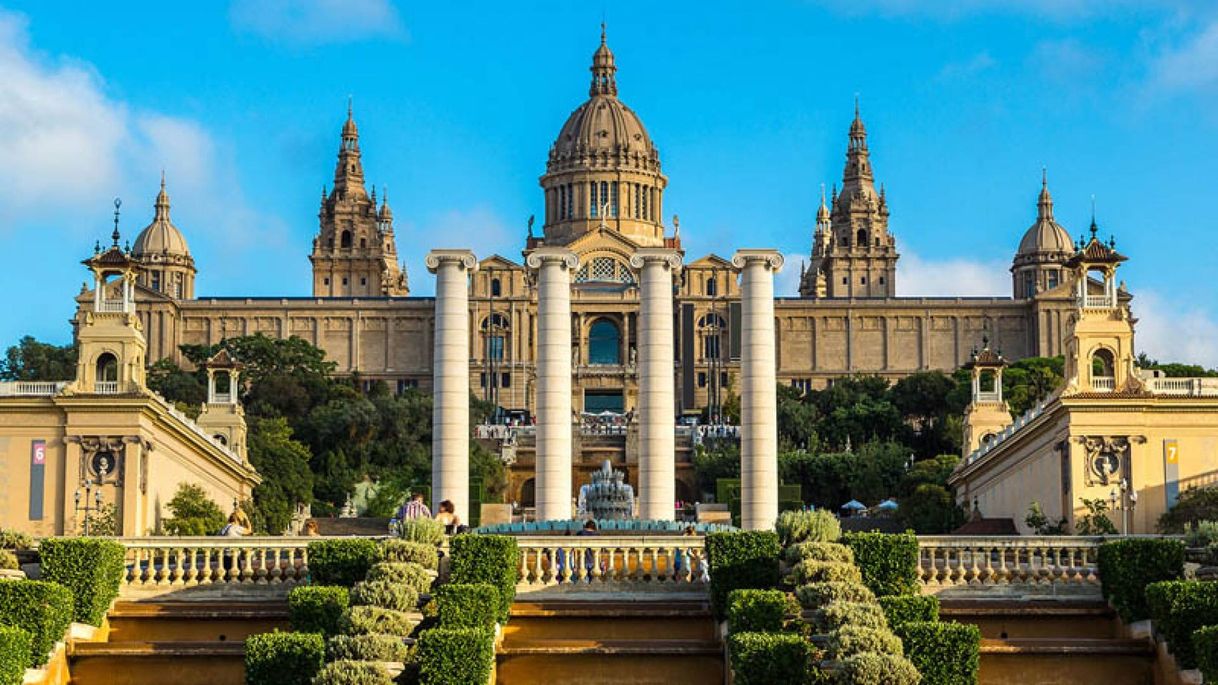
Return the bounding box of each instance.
[426,250,478,523]
[630,249,682,521]
[732,250,784,531]
[526,248,578,521]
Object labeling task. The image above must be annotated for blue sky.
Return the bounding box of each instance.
[1,0,1216,366]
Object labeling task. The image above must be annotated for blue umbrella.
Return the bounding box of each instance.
[876,499,899,511]
[841,499,866,511]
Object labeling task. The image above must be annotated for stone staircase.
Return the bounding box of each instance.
[497,600,723,685]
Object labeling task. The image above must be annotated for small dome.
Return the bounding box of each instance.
[132,179,192,261]
[1015,177,1073,263]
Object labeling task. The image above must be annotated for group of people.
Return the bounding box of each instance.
[394,492,467,535]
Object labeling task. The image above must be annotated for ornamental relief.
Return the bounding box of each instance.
[1077,435,1135,487]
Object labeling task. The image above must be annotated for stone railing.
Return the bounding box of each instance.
[1091,376,1116,392]
[917,536,1104,598]
[1146,376,1218,397]
[94,381,121,394]
[513,534,708,597]
[0,381,68,397]
[116,536,325,597]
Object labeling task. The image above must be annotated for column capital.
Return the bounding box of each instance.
[629,248,683,273]
[732,249,785,272]
[525,247,579,271]
[425,249,478,273]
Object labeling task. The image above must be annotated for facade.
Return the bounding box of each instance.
[81,33,1138,506]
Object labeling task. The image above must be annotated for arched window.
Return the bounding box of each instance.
[96,353,118,383]
[215,371,232,396]
[341,230,353,248]
[360,237,367,248]
[857,229,867,246]
[482,313,510,361]
[706,277,718,297]
[491,278,502,297]
[1091,349,1115,378]
[588,319,622,365]
[214,434,228,446]
[698,313,727,360]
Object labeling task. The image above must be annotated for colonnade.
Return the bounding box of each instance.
[428,247,782,530]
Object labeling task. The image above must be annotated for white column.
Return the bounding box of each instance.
[630,249,682,521]
[426,250,478,524]
[732,250,784,531]
[526,248,578,521]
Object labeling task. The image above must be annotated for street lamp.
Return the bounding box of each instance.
[74,475,105,536]
[1109,478,1138,535]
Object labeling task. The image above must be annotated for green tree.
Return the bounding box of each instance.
[898,484,965,534]
[246,417,314,534]
[1158,486,1218,533]
[146,358,206,408]
[1076,498,1118,535]
[0,336,77,381]
[161,483,226,535]
[692,442,741,497]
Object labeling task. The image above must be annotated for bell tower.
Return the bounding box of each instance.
[195,349,248,461]
[1061,218,1134,395]
[961,338,1013,456]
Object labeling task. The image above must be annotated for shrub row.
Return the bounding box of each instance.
[324,633,409,662]
[706,531,781,619]
[381,540,439,570]
[308,539,383,588]
[416,627,495,685]
[395,518,446,546]
[895,620,981,685]
[775,509,841,548]
[841,532,919,597]
[312,660,394,685]
[828,625,903,658]
[339,606,417,636]
[448,535,519,625]
[1097,538,1184,623]
[366,562,433,594]
[792,560,862,586]
[0,626,30,685]
[1194,625,1218,683]
[726,589,790,634]
[878,595,940,629]
[38,538,125,626]
[288,586,350,636]
[727,631,814,685]
[350,580,419,614]
[795,581,875,609]
[434,583,499,630]
[243,632,324,685]
[0,580,73,668]
[840,652,921,685]
[783,541,853,566]
[1146,579,1218,669]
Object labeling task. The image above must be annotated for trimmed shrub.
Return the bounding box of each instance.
[726,589,790,634]
[840,652,921,685]
[1146,580,1218,669]
[727,631,813,685]
[792,560,863,586]
[879,595,940,629]
[243,631,324,685]
[448,535,519,625]
[434,583,500,629]
[795,581,875,609]
[706,531,781,619]
[417,627,495,685]
[339,606,417,636]
[1194,625,1218,683]
[311,660,394,685]
[0,579,73,667]
[308,539,382,588]
[896,621,980,685]
[0,626,31,685]
[0,530,33,551]
[396,518,445,546]
[842,531,919,597]
[0,551,16,571]
[366,562,433,595]
[813,601,888,634]
[776,509,841,547]
[350,580,419,613]
[38,537,125,626]
[1097,538,1184,623]
[783,541,854,566]
[827,625,904,658]
[288,585,349,636]
[381,540,439,570]
[324,634,409,662]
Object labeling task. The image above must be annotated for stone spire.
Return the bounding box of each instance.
[1038,167,1054,221]
[590,23,617,97]
[333,98,366,199]
[154,171,170,222]
[842,97,874,195]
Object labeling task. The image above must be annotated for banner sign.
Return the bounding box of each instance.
[1164,439,1180,510]
[29,440,46,520]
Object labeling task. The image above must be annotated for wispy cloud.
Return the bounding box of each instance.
[229,0,406,46]
[1133,290,1218,368]
[937,51,997,82]
[1149,18,1218,92]
[1027,38,1107,85]
[398,206,517,295]
[897,250,1010,297]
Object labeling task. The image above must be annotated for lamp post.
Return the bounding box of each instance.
[1109,479,1138,535]
[74,475,105,536]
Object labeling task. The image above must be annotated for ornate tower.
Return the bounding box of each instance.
[131,175,196,299]
[309,103,409,297]
[1011,171,1074,299]
[799,187,832,297]
[961,339,1013,456]
[1061,219,1134,395]
[195,349,249,461]
[539,27,668,247]
[804,103,899,298]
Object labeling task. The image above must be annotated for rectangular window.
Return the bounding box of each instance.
[1047,271,1059,289]
[705,335,721,360]
[641,185,648,220]
[501,372,511,388]
[488,336,505,361]
[861,276,867,284]
[151,272,161,291]
[479,372,487,388]
[610,182,618,217]
[720,372,729,387]
[698,372,707,388]
[590,182,598,218]
[558,186,566,220]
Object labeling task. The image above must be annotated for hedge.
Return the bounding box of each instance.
[1145,580,1218,669]
[879,595,940,629]
[841,532,919,597]
[366,562,433,594]
[448,535,519,625]
[726,589,789,634]
[350,580,420,613]
[0,530,33,551]
[896,620,981,685]
[417,627,495,685]
[396,518,445,546]
[288,585,349,636]
[775,509,841,547]
[792,560,863,586]
[325,633,410,662]
[827,625,904,658]
[727,631,813,685]
[813,601,888,634]
[0,579,74,667]
[308,539,383,587]
[312,660,394,685]
[795,581,875,609]
[381,540,439,570]
[840,652,921,685]
[706,531,781,619]
[0,552,16,572]
[243,631,324,685]
[1194,625,1218,683]
[0,626,30,685]
[38,537,125,626]
[434,583,500,629]
[339,606,417,636]
[1096,538,1184,623]
[783,541,854,566]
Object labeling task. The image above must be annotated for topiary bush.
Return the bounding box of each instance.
[349,581,420,613]
[783,541,854,566]
[839,652,921,685]
[243,631,324,685]
[706,531,781,619]
[324,634,409,662]
[417,627,495,685]
[0,626,31,685]
[878,595,940,629]
[895,620,980,685]
[288,586,349,636]
[775,509,841,547]
[380,540,439,570]
[339,606,417,636]
[795,581,876,610]
[308,539,383,588]
[0,551,17,572]
[1145,580,1218,669]
[366,562,433,595]
[311,660,394,685]
[792,560,863,586]
[448,535,519,625]
[726,589,790,634]
[0,579,74,667]
[434,583,500,629]
[827,625,904,658]
[1097,538,1184,623]
[812,601,888,634]
[38,537,125,626]
[728,631,813,685]
[0,530,33,551]
[396,518,445,546]
[842,531,919,597]
[1194,625,1218,683]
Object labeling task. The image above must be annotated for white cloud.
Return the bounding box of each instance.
[937,51,997,81]
[1150,19,1218,92]
[896,250,1010,297]
[1132,291,1218,369]
[1028,38,1107,85]
[229,0,405,46]
[399,207,517,295]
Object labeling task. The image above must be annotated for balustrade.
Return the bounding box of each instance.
[117,537,318,594]
[916,536,1103,597]
[512,535,708,595]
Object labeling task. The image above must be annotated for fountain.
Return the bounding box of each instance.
[578,460,635,520]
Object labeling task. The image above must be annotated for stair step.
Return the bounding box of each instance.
[105,601,288,642]
[109,601,288,619]
[980,638,1153,656]
[501,638,720,656]
[71,640,246,657]
[511,600,710,618]
[69,641,246,685]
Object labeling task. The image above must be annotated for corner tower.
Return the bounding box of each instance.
[310,103,409,297]
[539,28,668,247]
